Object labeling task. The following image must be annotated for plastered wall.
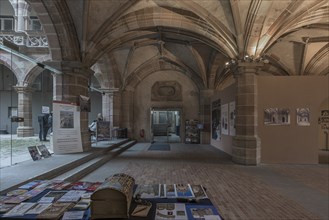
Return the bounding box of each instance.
[133,70,199,142]
[258,75,329,164]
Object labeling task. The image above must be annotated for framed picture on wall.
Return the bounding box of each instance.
[264,108,290,125]
[296,108,310,126]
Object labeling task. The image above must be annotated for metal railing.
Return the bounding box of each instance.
[0,31,48,47]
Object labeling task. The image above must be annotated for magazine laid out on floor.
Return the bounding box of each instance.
[62,210,85,220]
[190,184,208,199]
[133,184,207,199]
[164,184,177,198]
[2,202,35,217]
[37,145,52,158]
[18,180,42,190]
[38,190,67,203]
[25,203,51,214]
[28,146,42,161]
[37,202,74,219]
[134,184,160,198]
[155,203,188,220]
[175,184,194,198]
[57,190,86,202]
[185,204,222,220]
[131,203,152,217]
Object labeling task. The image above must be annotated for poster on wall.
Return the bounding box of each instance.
[52,101,82,154]
[264,108,290,125]
[221,104,229,135]
[42,106,50,114]
[229,102,236,136]
[97,121,111,141]
[296,108,310,126]
[319,110,329,130]
[212,99,221,140]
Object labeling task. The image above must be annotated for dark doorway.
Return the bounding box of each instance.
[150,108,181,143]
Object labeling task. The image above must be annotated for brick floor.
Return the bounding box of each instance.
[82,143,329,220]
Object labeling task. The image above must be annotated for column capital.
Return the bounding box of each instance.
[228,60,264,78]
[13,85,34,93]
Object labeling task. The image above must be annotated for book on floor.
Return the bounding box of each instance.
[37,145,52,158]
[155,203,187,220]
[37,202,74,219]
[28,146,42,161]
[38,190,67,203]
[3,202,35,217]
[133,184,160,198]
[131,203,152,217]
[18,180,42,190]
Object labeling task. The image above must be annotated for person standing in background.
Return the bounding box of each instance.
[38,114,49,141]
[47,113,53,133]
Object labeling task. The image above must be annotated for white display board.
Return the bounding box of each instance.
[52,101,82,154]
[221,103,229,135]
[42,106,50,114]
[229,101,236,136]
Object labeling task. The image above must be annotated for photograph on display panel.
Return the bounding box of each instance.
[212,99,221,140]
[60,111,74,128]
[221,104,229,135]
[229,102,236,136]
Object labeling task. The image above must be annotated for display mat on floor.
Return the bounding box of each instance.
[148,143,171,151]
[0,179,223,219]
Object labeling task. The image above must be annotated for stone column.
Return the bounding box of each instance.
[199,89,214,144]
[112,92,122,128]
[99,89,121,139]
[14,85,34,137]
[121,88,134,138]
[11,0,29,32]
[55,62,93,151]
[101,90,114,138]
[232,62,262,165]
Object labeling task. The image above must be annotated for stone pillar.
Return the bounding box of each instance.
[113,92,122,128]
[55,62,93,151]
[14,85,34,137]
[101,90,114,138]
[121,88,134,138]
[11,0,29,32]
[232,62,262,165]
[199,89,214,144]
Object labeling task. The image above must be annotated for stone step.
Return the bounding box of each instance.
[52,140,137,183]
[0,139,135,194]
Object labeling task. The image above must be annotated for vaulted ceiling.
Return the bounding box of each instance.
[30,0,329,90]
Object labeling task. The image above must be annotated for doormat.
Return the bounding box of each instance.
[148,143,171,151]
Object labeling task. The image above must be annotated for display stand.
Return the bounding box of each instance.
[185,119,200,144]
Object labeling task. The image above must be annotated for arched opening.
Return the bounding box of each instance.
[0,64,18,134]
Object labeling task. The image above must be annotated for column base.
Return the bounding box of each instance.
[16,126,34,137]
[232,135,261,165]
